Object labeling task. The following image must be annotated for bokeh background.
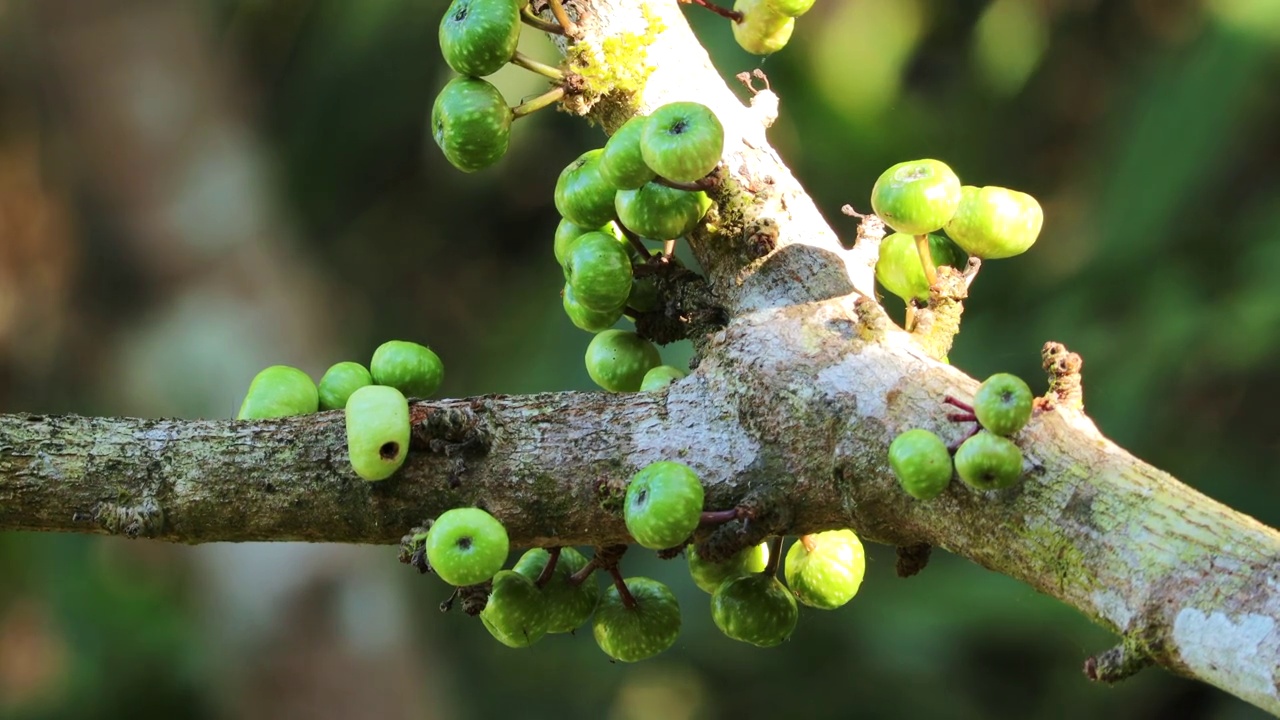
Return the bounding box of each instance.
[0,0,1277,717]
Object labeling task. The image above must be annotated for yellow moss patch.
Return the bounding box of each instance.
[564,4,664,127]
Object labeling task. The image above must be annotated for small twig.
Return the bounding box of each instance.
[439,587,459,613]
[943,396,974,413]
[520,5,565,34]
[678,0,743,22]
[509,50,564,81]
[535,546,562,588]
[511,86,566,119]
[842,206,887,251]
[947,412,977,423]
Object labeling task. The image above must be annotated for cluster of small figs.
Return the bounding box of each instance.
[236,340,443,481]
[864,158,1043,497]
[429,0,819,176]
[399,460,867,660]
[556,99,725,392]
[868,157,1043,306]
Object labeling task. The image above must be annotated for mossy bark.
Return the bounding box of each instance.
[0,0,1276,715]
[2,302,1278,711]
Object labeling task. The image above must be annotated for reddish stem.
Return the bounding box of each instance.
[567,557,598,587]
[943,395,974,412]
[947,412,978,423]
[535,546,561,588]
[608,566,638,609]
[616,220,651,259]
[678,0,743,22]
[699,507,745,526]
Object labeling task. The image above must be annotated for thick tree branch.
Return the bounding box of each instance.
[2,302,1279,713]
[1,0,1276,715]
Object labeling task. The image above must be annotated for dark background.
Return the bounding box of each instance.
[0,0,1277,718]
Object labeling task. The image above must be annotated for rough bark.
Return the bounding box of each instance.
[2,0,1278,715]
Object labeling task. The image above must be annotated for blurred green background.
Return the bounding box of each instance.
[0,0,1277,717]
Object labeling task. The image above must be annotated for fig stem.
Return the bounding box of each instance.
[947,412,978,423]
[511,86,565,119]
[678,0,743,23]
[943,395,974,413]
[800,534,818,553]
[520,5,565,34]
[567,557,598,586]
[764,536,784,576]
[699,507,742,526]
[534,546,561,588]
[905,304,918,333]
[654,175,718,192]
[662,238,676,260]
[608,566,638,609]
[616,220,651,259]
[546,0,580,38]
[509,50,564,81]
[915,234,938,288]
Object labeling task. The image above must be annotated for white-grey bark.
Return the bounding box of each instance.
[1,0,1278,715]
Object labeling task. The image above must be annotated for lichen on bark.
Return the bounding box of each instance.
[0,0,1277,715]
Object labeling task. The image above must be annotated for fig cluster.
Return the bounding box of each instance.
[556,101,723,391]
[431,0,564,172]
[623,460,868,651]
[888,372,1034,498]
[412,460,870,661]
[869,158,1044,305]
[236,340,443,482]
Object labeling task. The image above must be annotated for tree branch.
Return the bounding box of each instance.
[3,301,1279,712]
[2,0,1277,715]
